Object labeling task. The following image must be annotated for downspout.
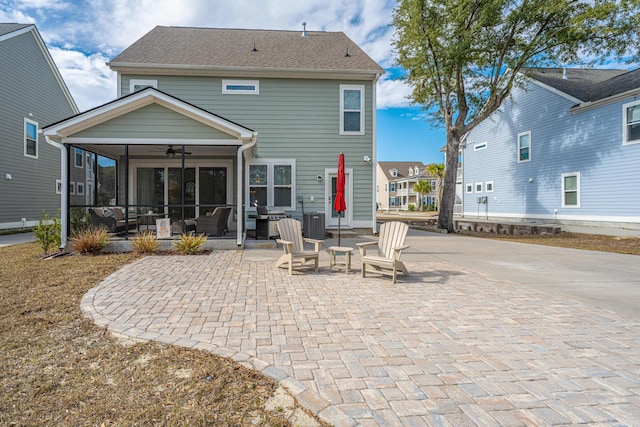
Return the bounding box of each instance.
[236,134,258,246]
[372,72,382,234]
[45,136,69,249]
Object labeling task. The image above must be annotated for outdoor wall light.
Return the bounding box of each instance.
[316,175,323,182]
[363,155,372,163]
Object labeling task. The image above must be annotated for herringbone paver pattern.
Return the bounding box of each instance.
[82,250,640,426]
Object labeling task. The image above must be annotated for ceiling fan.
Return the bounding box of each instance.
[165,145,192,158]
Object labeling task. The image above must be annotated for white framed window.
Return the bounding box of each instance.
[76,182,85,196]
[465,183,473,194]
[74,147,83,168]
[485,181,494,192]
[562,172,580,208]
[130,79,157,93]
[518,131,531,162]
[389,182,396,192]
[408,168,413,176]
[340,84,364,135]
[391,168,397,177]
[474,142,488,151]
[623,100,640,145]
[70,181,76,195]
[222,79,259,94]
[475,182,483,193]
[56,179,62,195]
[414,166,419,175]
[24,118,38,158]
[247,159,295,209]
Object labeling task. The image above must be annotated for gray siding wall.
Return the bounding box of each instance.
[0,29,76,227]
[462,81,640,223]
[120,75,376,223]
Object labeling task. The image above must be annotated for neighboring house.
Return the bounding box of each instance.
[460,67,640,229]
[43,26,383,246]
[376,161,437,210]
[0,23,78,230]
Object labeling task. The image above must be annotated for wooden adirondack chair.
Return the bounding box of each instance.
[357,221,410,283]
[275,218,324,275]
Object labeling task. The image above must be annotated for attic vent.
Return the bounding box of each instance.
[301,22,307,37]
[252,42,257,52]
[345,47,350,57]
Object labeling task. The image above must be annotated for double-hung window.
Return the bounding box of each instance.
[340,84,364,135]
[517,131,531,162]
[562,172,580,208]
[623,100,640,145]
[24,119,38,158]
[248,160,295,209]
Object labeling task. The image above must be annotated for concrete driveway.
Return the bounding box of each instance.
[82,230,640,426]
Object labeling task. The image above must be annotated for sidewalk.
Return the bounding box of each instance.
[0,232,35,247]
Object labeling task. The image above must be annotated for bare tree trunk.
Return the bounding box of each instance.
[437,131,461,232]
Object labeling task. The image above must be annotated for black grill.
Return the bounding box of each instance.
[255,206,288,239]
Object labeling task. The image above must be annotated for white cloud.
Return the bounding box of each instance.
[376,75,414,109]
[49,47,116,111]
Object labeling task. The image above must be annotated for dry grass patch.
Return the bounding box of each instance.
[461,231,640,255]
[0,243,324,426]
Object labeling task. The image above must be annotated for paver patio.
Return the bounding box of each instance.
[81,248,640,426]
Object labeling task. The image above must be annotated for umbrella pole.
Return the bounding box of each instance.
[338,215,341,246]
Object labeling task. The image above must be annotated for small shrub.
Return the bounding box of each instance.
[70,208,91,235]
[131,231,159,254]
[173,233,207,255]
[73,227,109,254]
[408,204,416,212]
[33,210,61,255]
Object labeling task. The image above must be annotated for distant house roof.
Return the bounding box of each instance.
[378,161,429,181]
[108,26,383,79]
[526,67,640,107]
[0,23,31,38]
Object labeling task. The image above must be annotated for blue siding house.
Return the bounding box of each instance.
[460,68,640,230]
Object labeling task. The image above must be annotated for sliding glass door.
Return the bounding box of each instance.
[136,165,228,220]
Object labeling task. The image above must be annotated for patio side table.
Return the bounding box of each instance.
[327,246,354,273]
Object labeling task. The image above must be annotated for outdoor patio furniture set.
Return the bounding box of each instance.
[275,218,410,283]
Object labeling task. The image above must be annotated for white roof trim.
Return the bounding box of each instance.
[527,78,584,105]
[44,88,255,141]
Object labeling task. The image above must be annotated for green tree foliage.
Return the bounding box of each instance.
[413,179,432,210]
[393,0,640,231]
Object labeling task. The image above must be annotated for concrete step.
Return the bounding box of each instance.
[324,229,359,239]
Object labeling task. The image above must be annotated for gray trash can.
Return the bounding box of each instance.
[303,212,325,239]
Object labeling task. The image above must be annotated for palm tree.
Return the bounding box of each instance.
[413,179,432,211]
[426,163,445,211]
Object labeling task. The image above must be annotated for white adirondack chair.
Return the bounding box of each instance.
[275,218,324,275]
[357,221,410,283]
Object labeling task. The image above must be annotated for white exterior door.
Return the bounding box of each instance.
[325,168,353,228]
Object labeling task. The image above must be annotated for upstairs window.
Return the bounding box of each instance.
[623,101,640,145]
[389,182,396,192]
[24,119,38,158]
[518,131,531,162]
[340,84,364,135]
[130,79,157,93]
[223,80,259,94]
[391,168,397,177]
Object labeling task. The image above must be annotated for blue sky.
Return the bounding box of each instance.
[0,0,447,165]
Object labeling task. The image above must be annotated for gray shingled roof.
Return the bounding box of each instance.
[378,161,428,181]
[525,67,634,102]
[0,23,31,37]
[108,26,383,75]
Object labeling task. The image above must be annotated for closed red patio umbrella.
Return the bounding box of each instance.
[334,153,346,245]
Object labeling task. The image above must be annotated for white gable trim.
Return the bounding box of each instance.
[44,88,256,141]
[527,79,583,105]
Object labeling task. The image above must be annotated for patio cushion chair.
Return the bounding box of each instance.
[357,221,410,284]
[275,218,324,275]
[89,207,137,233]
[196,206,230,236]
